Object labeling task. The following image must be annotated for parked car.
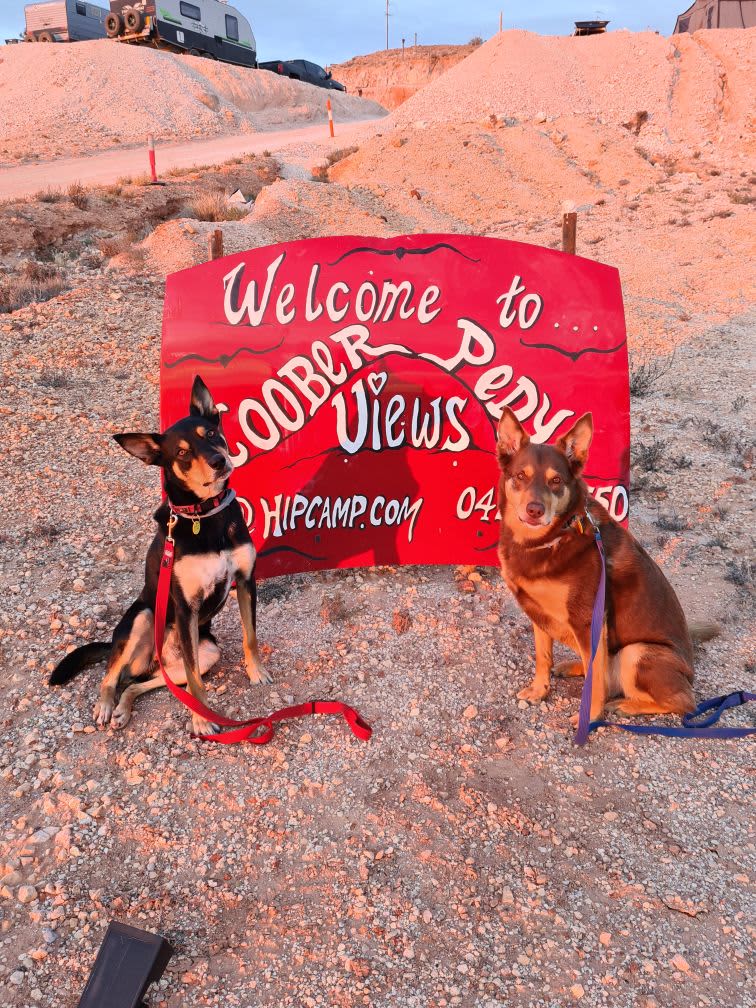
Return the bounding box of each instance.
[105,0,256,67]
[22,1,108,42]
[258,59,346,91]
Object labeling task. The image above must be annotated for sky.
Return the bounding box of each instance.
[1,1,687,64]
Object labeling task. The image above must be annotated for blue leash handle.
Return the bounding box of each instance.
[574,522,755,745]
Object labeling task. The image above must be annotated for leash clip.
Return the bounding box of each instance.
[166,513,177,544]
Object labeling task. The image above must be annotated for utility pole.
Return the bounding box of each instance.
[385,0,389,50]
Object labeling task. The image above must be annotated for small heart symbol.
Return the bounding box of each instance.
[367,371,388,395]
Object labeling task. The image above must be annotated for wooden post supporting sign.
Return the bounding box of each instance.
[209,229,224,261]
[562,211,577,255]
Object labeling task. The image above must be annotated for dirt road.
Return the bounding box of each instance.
[0,117,383,199]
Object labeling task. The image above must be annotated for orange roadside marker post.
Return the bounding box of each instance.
[147,134,166,186]
[326,98,335,138]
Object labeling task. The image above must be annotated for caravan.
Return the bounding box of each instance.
[106,1,256,67]
[23,1,108,42]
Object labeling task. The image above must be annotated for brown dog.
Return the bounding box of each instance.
[496,407,703,723]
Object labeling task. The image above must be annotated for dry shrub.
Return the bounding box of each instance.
[97,234,131,258]
[326,145,358,167]
[312,146,358,183]
[0,264,65,313]
[729,191,756,205]
[186,191,248,222]
[67,181,89,210]
[629,354,674,397]
[36,187,64,203]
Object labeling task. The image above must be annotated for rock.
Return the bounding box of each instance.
[17,885,38,904]
[462,705,478,720]
[670,953,690,973]
[392,610,412,634]
[571,984,585,998]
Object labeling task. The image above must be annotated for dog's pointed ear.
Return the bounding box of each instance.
[497,408,529,468]
[555,413,593,470]
[190,375,219,422]
[113,433,163,465]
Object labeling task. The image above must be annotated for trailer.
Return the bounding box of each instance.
[573,19,610,35]
[23,1,108,42]
[105,0,256,67]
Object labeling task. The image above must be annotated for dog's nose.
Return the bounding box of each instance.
[209,454,226,472]
[526,501,545,520]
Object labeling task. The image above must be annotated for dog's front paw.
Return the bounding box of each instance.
[517,682,550,703]
[247,662,273,686]
[191,713,221,736]
[93,699,113,726]
[111,705,132,730]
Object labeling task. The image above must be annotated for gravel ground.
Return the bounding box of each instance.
[0,262,753,1007]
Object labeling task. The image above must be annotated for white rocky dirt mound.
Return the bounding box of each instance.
[392,28,755,156]
[0,40,386,165]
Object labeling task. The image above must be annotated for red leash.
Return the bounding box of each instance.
[154,523,372,746]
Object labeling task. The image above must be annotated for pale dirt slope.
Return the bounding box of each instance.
[392,29,755,157]
[0,40,386,165]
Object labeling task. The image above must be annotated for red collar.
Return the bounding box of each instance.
[168,487,233,518]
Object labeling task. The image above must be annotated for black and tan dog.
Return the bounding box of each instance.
[49,376,270,734]
[496,407,712,723]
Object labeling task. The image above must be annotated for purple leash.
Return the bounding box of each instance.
[574,517,756,745]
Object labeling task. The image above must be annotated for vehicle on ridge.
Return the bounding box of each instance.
[21,1,108,42]
[105,0,256,66]
[258,59,346,91]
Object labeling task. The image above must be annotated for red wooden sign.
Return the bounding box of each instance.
[161,235,629,578]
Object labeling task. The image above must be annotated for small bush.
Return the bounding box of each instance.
[729,191,756,205]
[22,259,58,282]
[733,437,754,469]
[67,181,89,210]
[725,559,753,589]
[733,394,747,413]
[37,370,70,388]
[0,269,65,313]
[631,439,667,472]
[702,425,734,452]
[186,191,248,222]
[36,187,64,203]
[629,354,674,397]
[667,452,693,470]
[97,234,131,258]
[656,513,688,532]
[469,35,483,45]
[326,145,358,167]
